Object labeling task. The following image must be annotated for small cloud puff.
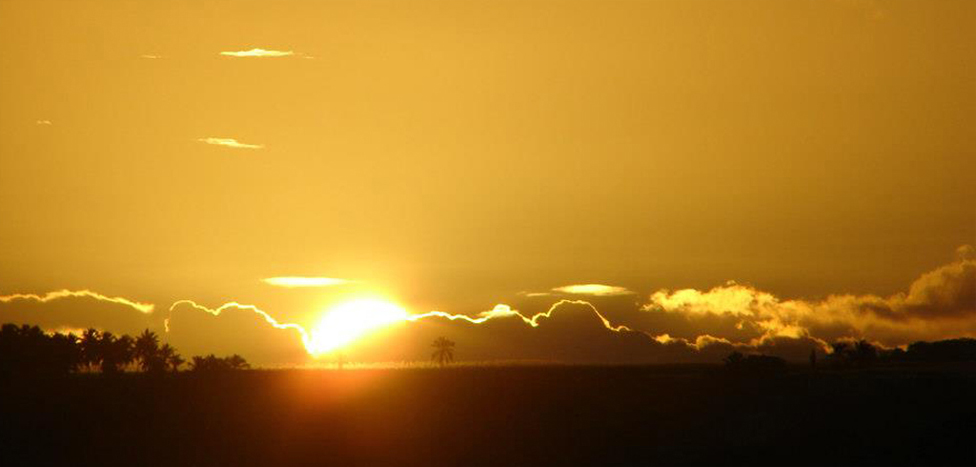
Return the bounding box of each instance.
[552,284,634,296]
[36,120,52,125]
[140,54,162,59]
[220,48,294,58]
[956,244,975,261]
[198,137,263,149]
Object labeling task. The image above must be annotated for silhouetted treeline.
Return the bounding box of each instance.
[190,354,250,372]
[826,340,880,368]
[724,338,976,375]
[825,338,976,369]
[0,323,249,378]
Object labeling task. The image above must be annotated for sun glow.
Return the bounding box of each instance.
[307,299,409,355]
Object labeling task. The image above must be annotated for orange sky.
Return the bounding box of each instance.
[1,0,973,365]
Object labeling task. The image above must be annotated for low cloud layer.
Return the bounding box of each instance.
[643,253,976,347]
[3,247,973,366]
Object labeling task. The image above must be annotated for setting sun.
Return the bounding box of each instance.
[307,299,409,355]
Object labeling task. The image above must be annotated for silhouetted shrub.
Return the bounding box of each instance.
[190,354,250,373]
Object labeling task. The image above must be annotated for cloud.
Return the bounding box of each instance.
[140,54,161,59]
[411,300,632,331]
[642,248,976,347]
[957,244,975,261]
[220,48,294,58]
[0,290,154,314]
[197,137,263,149]
[7,249,973,367]
[262,277,354,288]
[36,120,52,125]
[0,289,156,336]
[552,284,634,296]
[165,300,310,366]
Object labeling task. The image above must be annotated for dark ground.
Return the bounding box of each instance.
[2,364,974,466]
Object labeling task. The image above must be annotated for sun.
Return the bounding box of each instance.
[307,298,409,355]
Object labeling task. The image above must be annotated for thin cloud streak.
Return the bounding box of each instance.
[198,137,263,149]
[0,289,154,314]
[262,277,354,288]
[411,300,631,332]
[552,284,634,296]
[220,48,294,58]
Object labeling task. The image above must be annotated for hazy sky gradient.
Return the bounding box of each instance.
[1,0,973,363]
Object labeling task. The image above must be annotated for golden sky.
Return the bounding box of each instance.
[1,0,973,365]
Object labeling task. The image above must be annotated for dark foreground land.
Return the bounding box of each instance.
[2,364,974,466]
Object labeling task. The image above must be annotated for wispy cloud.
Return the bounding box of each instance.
[0,289,154,314]
[198,137,263,149]
[262,277,354,288]
[220,48,294,58]
[140,54,162,59]
[552,284,634,296]
[36,120,52,125]
[519,291,553,298]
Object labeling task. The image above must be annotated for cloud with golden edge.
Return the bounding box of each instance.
[162,249,974,365]
[410,300,632,332]
[262,277,354,288]
[220,48,294,58]
[166,299,311,346]
[552,284,634,296]
[0,289,154,314]
[643,247,976,347]
[197,137,263,149]
[140,54,161,59]
[36,120,52,125]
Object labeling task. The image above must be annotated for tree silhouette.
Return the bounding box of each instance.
[98,332,134,374]
[135,329,165,374]
[431,337,455,367]
[724,351,745,367]
[828,340,878,368]
[854,340,878,367]
[160,344,184,372]
[0,324,80,377]
[79,328,102,372]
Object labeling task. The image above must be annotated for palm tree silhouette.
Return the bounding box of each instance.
[159,344,184,372]
[80,328,102,372]
[99,332,134,374]
[431,337,455,367]
[135,329,166,374]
